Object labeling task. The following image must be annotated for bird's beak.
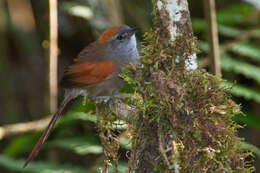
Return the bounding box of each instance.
[129,27,139,36]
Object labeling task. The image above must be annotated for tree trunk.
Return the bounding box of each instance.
[125,0,254,172]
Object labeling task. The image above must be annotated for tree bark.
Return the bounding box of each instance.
[125,0,254,172]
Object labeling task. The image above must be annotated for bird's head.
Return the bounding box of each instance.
[98,25,138,54]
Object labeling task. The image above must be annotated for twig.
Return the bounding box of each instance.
[0,100,136,140]
[49,0,58,114]
[158,135,171,167]
[171,141,180,173]
[203,0,221,76]
[0,117,51,140]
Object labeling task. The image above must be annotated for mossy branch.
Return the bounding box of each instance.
[96,0,255,172]
[121,0,255,172]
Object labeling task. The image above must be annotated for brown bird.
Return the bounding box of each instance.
[23,25,139,167]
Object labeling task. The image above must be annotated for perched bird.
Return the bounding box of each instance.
[23,25,139,167]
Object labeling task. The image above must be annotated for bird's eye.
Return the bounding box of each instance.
[116,32,128,41]
[116,35,124,40]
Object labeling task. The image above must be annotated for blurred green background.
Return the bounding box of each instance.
[0,0,259,172]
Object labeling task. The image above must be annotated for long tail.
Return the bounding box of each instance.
[23,94,73,168]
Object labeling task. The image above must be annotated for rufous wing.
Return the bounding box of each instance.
[60,60,116,88]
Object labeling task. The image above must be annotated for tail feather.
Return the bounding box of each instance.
[23,95,72,168]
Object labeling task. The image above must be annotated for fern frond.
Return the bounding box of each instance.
[231,42,260,61]
[0,155,86,173]
[218,25,242,37]
[223,81,260,102]
[221,54,260,83]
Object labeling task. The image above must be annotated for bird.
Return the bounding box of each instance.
[23,25,139,167]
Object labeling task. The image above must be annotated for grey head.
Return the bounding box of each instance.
[98,25,139,64]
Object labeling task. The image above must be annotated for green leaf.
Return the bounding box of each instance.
[3,134,39,157]
[67,97,96,113]
[47,136,103,155]
[6,112,97,153]
[119,83,136,93]
[217,4,253,25]
[231,42,260,61]
[61,111,97,124]
[233,112,260,128]
[55,97,97,126]
[223,81,260,103]
[218,25,243,37]
[221,54,260,84]
[198,40,209,53]
[192,18,206,32]
[0,155,86,173]
[4,111,97,157]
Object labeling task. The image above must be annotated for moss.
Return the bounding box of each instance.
[96,104,121,173]
[98,0,256,172]
[120,15,254,172]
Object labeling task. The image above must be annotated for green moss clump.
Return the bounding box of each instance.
[122,24,254,172]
